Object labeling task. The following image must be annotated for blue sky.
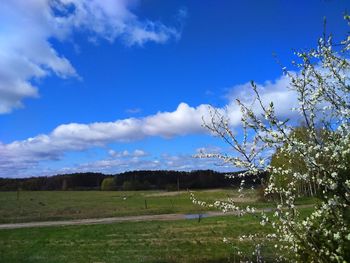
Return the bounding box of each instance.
[0,0,349,177]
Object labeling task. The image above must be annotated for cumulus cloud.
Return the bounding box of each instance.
[0,0,184,113]
[2,103,210,152]
[0,103,213,176]
[225,74,298,121]
[0,74,299,177]
[143,103,212,137]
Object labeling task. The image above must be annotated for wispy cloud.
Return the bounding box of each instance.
[125,108,142,114]
[0,0,185,114]
[196,146,222,154]
[108,149,147,158]
[51,151,230,176]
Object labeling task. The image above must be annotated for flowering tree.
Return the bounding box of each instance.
[195,19,350,262]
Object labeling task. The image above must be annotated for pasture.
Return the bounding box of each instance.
[0,189,315,262]
[0,214,278,263]
[0,189,267,223]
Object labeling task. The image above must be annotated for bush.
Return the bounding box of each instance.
[197,18,350,262]
[100,178,116,191]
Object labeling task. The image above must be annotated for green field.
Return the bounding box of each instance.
[0,189,268,223]
[0,214,278,263]
[0,189,315,262]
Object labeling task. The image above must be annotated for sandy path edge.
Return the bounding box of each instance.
[0,211,235,230]
[0,205,313,230]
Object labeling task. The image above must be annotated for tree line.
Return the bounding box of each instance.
[0,170,266,191]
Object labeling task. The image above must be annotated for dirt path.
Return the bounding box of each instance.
[0,205,312,230]
[0,211,238,230]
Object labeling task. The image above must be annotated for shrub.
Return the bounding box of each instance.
[195,18,350,262]
[100,178,116,191]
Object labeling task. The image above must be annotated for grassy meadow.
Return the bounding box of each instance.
[0,189,269,223]
[0,214,278,263]
[0,189,316,262]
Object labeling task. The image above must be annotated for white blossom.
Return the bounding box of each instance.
[196,18,350,262]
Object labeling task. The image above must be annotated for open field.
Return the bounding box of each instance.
[0,189,316,262]
[0,208,315,263]
[0,189,272,224]
[0,214,280,263]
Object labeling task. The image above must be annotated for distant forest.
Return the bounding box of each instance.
[0,170,266,191]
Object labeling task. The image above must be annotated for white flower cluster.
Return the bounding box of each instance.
[198,18,350,262]
[189,192,245,214]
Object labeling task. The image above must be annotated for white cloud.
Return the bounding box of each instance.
[196,146,222,154]
[0,74,299,177]
[143,103,212,137]
[52,151,230,176]
[133,149,147,157]
[0,0,184,113]
[225,75,298,121]
[0,103,212,176]
[108,149,147,158]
